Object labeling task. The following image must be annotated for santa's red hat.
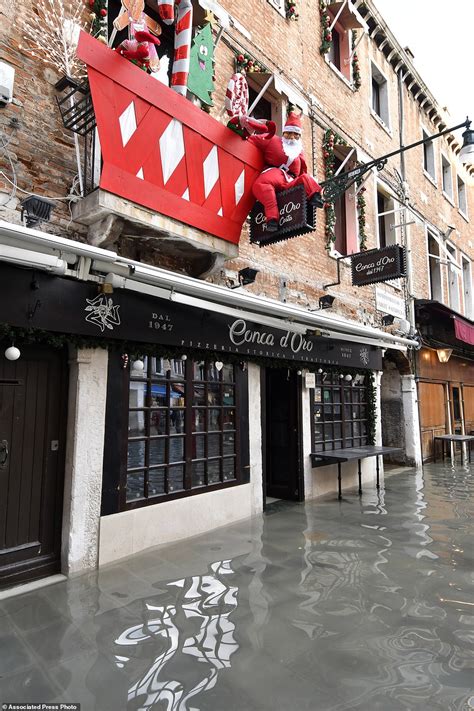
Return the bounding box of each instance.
[283,112,302,135]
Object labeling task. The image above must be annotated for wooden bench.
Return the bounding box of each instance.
[310,445,403,499]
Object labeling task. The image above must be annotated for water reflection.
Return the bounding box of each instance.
[114,560,238,710]
[85,464,473,710]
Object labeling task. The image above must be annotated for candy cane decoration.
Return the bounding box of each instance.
[225,73,249,117]
[157,0,175,24]
[157,0,193,96]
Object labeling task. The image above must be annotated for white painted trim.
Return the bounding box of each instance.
[99,484,255,566]
[62,347,108,575]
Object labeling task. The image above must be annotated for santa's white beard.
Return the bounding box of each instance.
[281,137,302,162]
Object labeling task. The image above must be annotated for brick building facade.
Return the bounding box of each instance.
[0,0,472,589]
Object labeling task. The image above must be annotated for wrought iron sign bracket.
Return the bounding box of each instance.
[323,255,352,290]
[321,158,388,203]
[320,118,471,203]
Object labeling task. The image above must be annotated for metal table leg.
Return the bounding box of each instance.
[358,459,362,496]
[376,456,380,490]
[338,462,342,500]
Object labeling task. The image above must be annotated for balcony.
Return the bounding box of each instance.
[71,32,264,274]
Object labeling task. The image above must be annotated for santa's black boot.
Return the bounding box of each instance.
[266,219,279,232]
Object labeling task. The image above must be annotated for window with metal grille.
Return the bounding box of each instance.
[311,372,369,452]
[125,357,240,504]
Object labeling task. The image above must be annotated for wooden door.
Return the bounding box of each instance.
[418,381,446,461]
[0,345,67,590]
[265,368,302,501]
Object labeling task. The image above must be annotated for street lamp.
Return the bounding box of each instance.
[321,118,473,202]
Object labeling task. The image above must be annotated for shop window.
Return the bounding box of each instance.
[311,372,369,452]
[125,357,240,505]
[427,232,443,302]
[422,129,436,181]
[371,63,389,128]
[457,176,468,216]
[441,155,453,200]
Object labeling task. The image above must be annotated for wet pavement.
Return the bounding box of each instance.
[0,463,473,711]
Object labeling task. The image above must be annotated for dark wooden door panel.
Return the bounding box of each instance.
[0,345,67,590]
[265,369,300,501]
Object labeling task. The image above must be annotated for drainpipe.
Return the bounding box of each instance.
[398,68,415,334]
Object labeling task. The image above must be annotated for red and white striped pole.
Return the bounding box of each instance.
[157,0,175,24]
[157,0,193,96]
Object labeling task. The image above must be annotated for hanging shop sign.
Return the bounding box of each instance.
[351,245,406,287]
[0,264,381,370]
[249,186,316,247]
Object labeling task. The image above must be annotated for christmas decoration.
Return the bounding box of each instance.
[187,24,215,106]
[157,0,193,96]
[225,73,249,118]
[18,0,87,78]
[234,51,266,74]
[245,113,322,228]
[90,0,108,41]
[77,31,262,243]
[113,0,162,72]
[352,32,361,90]
[356,181,367,250]
[285,0,299,20]
[319,0,332,55]
[322,129,367,250]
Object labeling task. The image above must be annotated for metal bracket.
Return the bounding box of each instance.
[323,255,351,290]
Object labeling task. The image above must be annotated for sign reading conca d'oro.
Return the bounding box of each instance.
[0,262,382,371]
[249,185,315,247]
[351,245,406,287]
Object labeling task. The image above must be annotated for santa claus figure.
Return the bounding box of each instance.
[244,112,323,232]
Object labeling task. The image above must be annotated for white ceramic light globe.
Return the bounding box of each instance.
[5,346,20,361]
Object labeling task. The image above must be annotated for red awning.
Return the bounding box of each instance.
[454,317,474,346]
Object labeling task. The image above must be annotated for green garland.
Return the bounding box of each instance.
[234,51,267,74]
[356,180,368,251]
[322,129,347,248]
[319,0,332,54]
[89,0,108,42]
[285,0,299,20]
[366,370,377,445]
[322,129,367,250]
[352,32,361,90]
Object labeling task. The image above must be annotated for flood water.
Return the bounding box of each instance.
[0,463,473,710]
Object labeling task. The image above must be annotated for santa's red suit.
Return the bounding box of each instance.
[247,114,322,223]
